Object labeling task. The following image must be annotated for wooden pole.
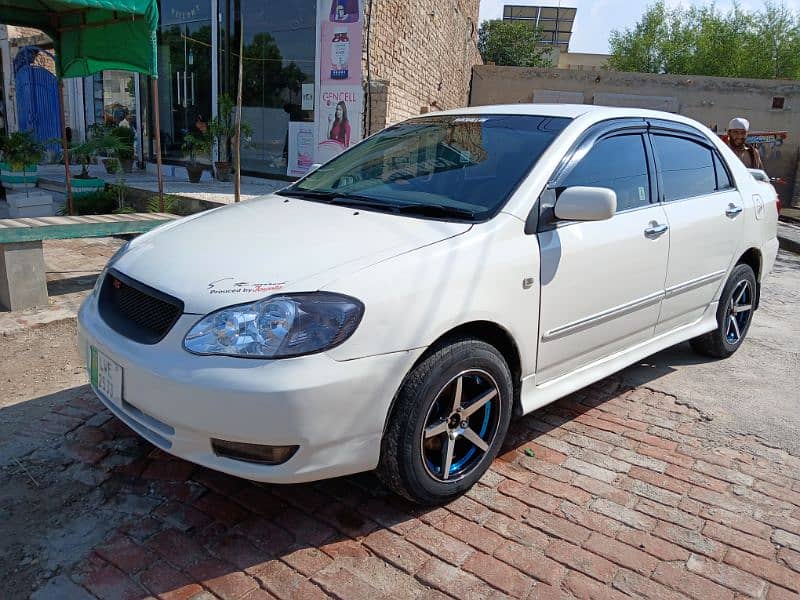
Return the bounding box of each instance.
[233,22,243,203]
[57,80,73,216]
[151,77,165,212]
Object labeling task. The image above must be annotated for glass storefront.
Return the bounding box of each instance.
[140,0,317,177]
[157,0,214,160]
[231,1,317,176]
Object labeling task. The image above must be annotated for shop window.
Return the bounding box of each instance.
[234,2,317,176]
[93,71,136,128]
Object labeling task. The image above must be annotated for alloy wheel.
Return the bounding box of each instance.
[726,280,753,344]
[421,370,502,482]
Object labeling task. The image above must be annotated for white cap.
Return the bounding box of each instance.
[728,117,750,132]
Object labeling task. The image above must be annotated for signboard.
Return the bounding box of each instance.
[287,122,316,177]
[315,0,364,164]
[718,131,788,163]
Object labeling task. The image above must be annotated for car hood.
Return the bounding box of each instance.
[113,194,471,314]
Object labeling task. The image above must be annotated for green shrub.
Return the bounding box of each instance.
[0,131,45,170]
[68,190,118,215]
[111,127,135,160]
[148,194,192,215]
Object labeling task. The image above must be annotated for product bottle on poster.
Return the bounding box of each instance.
[330,27,350,80]
[330,0,359,23]
[297,129,313,168]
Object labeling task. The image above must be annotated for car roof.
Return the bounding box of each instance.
[425,104,707,129]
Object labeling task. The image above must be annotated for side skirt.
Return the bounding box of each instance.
[519,303,718,416]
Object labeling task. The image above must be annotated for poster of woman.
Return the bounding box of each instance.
[328,101,351,148]
[315,0,364,163]
[317,86,362,162]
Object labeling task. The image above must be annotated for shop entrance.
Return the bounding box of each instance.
[157,4,213,160]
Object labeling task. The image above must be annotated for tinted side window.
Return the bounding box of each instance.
[714,153,734,190]
[562,134,651,211]
[652,135,716,201]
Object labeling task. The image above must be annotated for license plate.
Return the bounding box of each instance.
[89,346,123,405]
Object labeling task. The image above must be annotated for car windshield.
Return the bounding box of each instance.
[281,114,571,221]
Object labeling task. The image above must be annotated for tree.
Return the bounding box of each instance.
[478,20,552,68]
[608,1,800,80]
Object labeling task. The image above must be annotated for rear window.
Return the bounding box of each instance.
[652,135,717,201]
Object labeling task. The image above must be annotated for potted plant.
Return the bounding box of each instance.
[88,124,130,174]
[66,138,107,196]
[0,131,44,191]
[209,93,252,182]
[182,132,211,183]
[112,126,136,173]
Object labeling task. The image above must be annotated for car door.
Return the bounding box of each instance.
[648,125,746,335]
[536,124,670,383]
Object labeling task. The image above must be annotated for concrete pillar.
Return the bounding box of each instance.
[0,241,49,311]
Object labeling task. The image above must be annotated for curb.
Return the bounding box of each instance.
[777,223,800,255]
[778,235,800,255]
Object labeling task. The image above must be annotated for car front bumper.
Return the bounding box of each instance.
[77,294,423,484]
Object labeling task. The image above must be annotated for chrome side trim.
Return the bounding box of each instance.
[664,270,726,299]
[542,291,664,341]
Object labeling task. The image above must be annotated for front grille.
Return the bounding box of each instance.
[98,269,184,344]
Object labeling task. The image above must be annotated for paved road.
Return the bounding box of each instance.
[1,251,798,600]
[623,250,800,455]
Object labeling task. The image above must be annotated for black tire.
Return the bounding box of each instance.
[690,263,757,358]
[377,338,513,505]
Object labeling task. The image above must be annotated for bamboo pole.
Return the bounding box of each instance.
[233,22,243,203]
[152,77,165,212]
[57,80,73,215]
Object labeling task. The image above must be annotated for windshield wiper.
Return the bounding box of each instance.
[278,190,477,220]
[329,196,476,220]
[394,203,477,220]
[276,189,337,200]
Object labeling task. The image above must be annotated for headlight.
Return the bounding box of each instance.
[93,241,130,296]
[183,292,364,358]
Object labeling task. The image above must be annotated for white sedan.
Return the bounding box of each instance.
[78,105,779,504]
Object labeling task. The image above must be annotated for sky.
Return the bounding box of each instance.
[479,0,800,54]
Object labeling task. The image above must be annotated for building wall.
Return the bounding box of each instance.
[470,66,800,203]
[556,52,610,71]
[363,0,482,132]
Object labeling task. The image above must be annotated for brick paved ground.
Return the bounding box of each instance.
[5,375,800,600]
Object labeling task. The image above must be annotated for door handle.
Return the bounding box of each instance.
[726,203,743,218]
[644,222,669,238]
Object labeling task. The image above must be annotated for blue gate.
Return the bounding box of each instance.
[14,46,61,151]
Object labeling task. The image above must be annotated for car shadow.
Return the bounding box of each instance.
[46,273,98,297]
[1,343,722,598]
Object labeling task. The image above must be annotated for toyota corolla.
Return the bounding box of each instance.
[78,105,779,504]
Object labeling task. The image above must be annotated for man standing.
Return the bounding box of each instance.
[726,117,764,170]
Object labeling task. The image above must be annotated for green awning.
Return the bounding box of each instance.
[0,0,159,78]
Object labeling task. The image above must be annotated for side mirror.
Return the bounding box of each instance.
[554,186,617,222]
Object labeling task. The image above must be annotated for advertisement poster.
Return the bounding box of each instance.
[317,86,363,163]
[316,0,364,164]
[287,122,316,177]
